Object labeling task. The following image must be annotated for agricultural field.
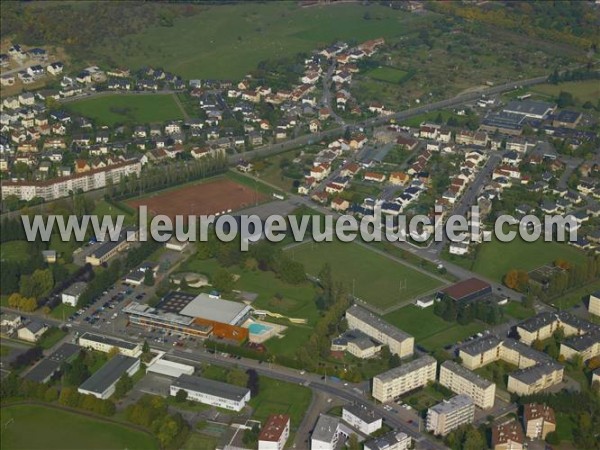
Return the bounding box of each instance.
[531,80,600,104]
[1,404,159,450]
[366,66,409,84]
[384,305,484,351]
[95,3,434,79]
[126,177,266,218]
[286,240,444,312]
[464,237,588,283]
[65,94,184,126]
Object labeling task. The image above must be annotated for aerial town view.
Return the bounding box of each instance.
[0,1,599,449]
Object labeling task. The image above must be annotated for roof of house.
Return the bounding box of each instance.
[171,375,250,401]
[258,414,290,442]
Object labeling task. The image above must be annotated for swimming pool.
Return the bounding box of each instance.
[248,323,272,335]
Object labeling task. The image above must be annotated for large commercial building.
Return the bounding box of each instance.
[78,355,140,399]
[346,305,414,358]
[426,394,475,436]
[439,360,496,409]
[492,419,525,450]
[439,278,492,303]
[123,291,252,342]
[363,431,411,450]
[169,375,250,412]
[78,332,142,358]
[1,159,141,201]
[341,404,382,435]
[258,414,290,450]
[372,355,437,402]
[523,403,556,440]
[459,337,564,395]
[502,100,556,120]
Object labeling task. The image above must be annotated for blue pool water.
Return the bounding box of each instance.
[249,323,271,335]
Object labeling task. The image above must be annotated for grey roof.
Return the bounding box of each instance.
[557,311,599,334]
[63,282,87,296]
[80,332,139,351]
[516,312,556,333]
[346,304,412,342]
[364,432,409,450]
[561,329,600,352]
[343,403,382,425]
[441,360,494,390]
[504,100,555,117]
[171,375,250,402]
[502,338,553,364]
[79,355,139,395]
[459,335,502,357]
[333,329,380,351]
[509,361,563,385]
[24,343,80,383]
[178,293,251,325]
[375,355,436,383]
[428,394,473,415]
[312,414,340,443]
[25,321,46,334]
[90,227,136,259]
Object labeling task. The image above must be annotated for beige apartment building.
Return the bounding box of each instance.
[346,305,414,359]
[426,394,474,436]
[439,361,496,409]
[372,355,437,403]
[589,292,600,317]
[559,330,600,362]
[523,403,556,440]
[507,362,564,396]
[516,312,597,345]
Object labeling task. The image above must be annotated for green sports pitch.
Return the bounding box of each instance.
[286,240,444,311]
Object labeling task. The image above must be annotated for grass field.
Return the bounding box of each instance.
[38,327,68,350]
[1,404,159,450]
[96,3,433,79]
[531,80,600,104]
[0,241,30,264]
[460,237,588,283]
[287,240,443,311]
[66,94,184,126]
[367,66,409,84]
[503,301,535,320]
[183,432,219,450]
[249,376,312,427]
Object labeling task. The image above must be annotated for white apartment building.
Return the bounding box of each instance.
[346,304,414,358]
[372,355,437,403]
[170,375,250,412]
[341,404,382,435]
[78,332,142,358]
[426,394,475,436]
[439,360,496,409]
[258,414,290,450]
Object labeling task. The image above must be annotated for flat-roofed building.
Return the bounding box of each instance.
[507,362,564,396]
[559,329,600,362]
[331,329,383,359]
[170,375,250,412]
[311,414,340,450]
[503,100,556,120]
[426,394,475,436]
[492,419,525,450]
[439,278,491,303]
[372,355,437,402]
[61,282,86,307]
[363,431,411,450]
[85,227,138,266]
[439,360,496,409]
[78,332,142,358]
[589,291,600,317]
[24,343,80,384]
[342,404,382,435]
[258,414,290,450]
[78,355,140,399]
[523,403,556,440]
[146,358,195,378]
[346,305,414,358]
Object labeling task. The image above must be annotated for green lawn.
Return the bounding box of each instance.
[466,236,588,283]
[367,66,409,84]
[96,2,433,79]
[531,80,600,104]
[182,432,219,450]
[66,94,184,126]
[503,301,536,320]
[555,412,575,442]
[419,322,485,352]
[0,241,30,264]
[1,404,159,450]
[248,376,312,428]
[49,303,77,320]
[38,327,68,350]
[0,345,12,357]
[287,240,443,311]
[92,199,136,225]
[384,305,453,341]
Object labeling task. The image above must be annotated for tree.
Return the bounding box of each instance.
[532,339,545,351]
[462,428,485,450]
[212,268,234,292]
[108,346,120,359]
[347,434,360,450]
[226,368,248,387]
[174,388,188,403]
[142,340,150,354]
[545,431,560,445]
[114,373,133,399]
[143,269,154,286]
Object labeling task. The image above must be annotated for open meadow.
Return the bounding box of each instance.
[1,404,158,450]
